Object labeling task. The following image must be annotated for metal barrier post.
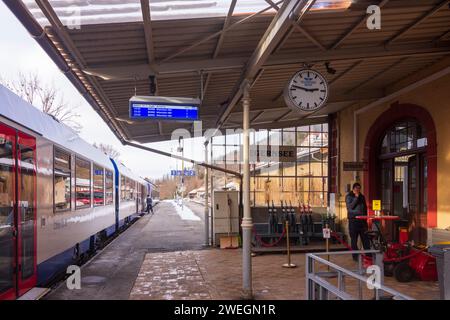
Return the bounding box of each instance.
[283,221,296,268]
[303,250,414,301]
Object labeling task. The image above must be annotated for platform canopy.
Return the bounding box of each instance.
[10,0,450,143]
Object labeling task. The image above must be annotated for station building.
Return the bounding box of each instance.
[2,0,450,299]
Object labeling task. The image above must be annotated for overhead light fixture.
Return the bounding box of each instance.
[311,0,352,12]
[83,69,111,81]
[116,117,135,125]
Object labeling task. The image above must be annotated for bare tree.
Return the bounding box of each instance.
[93,142,121,160]
[0,72,82,132]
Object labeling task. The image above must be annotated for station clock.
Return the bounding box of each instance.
[283,69,329,114]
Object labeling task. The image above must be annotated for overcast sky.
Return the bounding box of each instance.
[0,1,208,180]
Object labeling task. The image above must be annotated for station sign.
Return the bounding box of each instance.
[240,145,297,162]
[343,161,367,171]
[171,169,196,177]
[129,96,200,121]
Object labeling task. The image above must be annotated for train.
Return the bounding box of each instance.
[0,84,159,300]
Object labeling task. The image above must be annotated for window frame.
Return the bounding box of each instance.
[105,169,114,205]
[53,146,72,213]
[93,164,105,207]
[75,156,92,210]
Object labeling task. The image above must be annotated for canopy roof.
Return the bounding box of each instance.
[9,0,450,143]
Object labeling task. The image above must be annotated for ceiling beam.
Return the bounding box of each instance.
[436,29,450,42]
[386,0,449,45]
[140,0,154,64]
[330,60,363,85]
[268,0,326,52]
[346,58,407,94]
[330,0,390,50]
[84,41,450,80]
[140,0,159,96]
[292,24,326,51]
[161,0,283,63]
[226,116,329,130]
[250,111,266,124]
[216,0,316,128]
[203,0,237,104]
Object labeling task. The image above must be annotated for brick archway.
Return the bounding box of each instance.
[363,102,437,228]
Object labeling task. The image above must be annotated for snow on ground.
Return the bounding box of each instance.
[165,200,201,222]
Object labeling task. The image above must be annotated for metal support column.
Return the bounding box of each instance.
[241,81,253,299]
[204,140,210,246]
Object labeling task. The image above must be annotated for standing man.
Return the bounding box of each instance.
[146,194,154,215]
[346,182,371,261]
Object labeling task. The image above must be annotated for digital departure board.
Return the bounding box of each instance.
[129,96,200,121]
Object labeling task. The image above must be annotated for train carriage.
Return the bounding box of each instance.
[0,84,148,300]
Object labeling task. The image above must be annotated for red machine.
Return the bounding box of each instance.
[356,216,438,283]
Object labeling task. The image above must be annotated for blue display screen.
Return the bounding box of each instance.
[130,101,199,121]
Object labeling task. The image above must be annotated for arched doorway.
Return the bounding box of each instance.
[363,103,437,246]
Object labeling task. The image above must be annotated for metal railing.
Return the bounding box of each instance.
[305,250,414,300]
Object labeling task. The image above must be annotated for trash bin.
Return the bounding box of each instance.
[428,245,450,300]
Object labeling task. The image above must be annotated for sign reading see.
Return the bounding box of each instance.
[240,146,297,162]
[256,146,296,162]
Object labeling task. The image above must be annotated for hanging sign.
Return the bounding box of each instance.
[171,169,196,176]
[129,96,200,121]
[343,161,367,171]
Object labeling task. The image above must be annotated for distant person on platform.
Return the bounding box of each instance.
[346,182,371,261]
[146,195,154,215]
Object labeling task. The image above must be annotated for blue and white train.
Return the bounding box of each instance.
[0,84,158,300]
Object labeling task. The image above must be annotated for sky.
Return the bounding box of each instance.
[0,1,207,180]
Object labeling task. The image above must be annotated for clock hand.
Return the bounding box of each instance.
[292,85,320,92]
[292,85,309,91]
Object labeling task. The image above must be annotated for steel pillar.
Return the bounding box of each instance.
[204,141,210,246]
[241,81,253,299]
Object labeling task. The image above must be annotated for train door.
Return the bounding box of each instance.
[0,123,37,300]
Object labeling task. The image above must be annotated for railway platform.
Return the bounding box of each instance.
[43,200,439,301]
[44,201,205,300]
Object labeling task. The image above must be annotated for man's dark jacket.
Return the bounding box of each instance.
[346,192,368,219]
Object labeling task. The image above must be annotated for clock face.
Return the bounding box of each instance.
[284,69,329,113]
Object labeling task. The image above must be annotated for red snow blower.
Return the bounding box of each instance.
[356,216,437,283]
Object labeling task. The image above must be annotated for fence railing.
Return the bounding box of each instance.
[305,250,414,300]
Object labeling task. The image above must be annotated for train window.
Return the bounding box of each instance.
[130,179,136,200]
[120,175,126,201]
[93,165,104,206]
[54,148,71,212]
[105,170,113,205]
[75,157,91,209]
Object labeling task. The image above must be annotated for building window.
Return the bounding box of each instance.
[211,124,329,208]
[380,120,427,155]
[54,148,71,211]
[93,165,104,206]
[75,157,91,209]
[105,169,114,205]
